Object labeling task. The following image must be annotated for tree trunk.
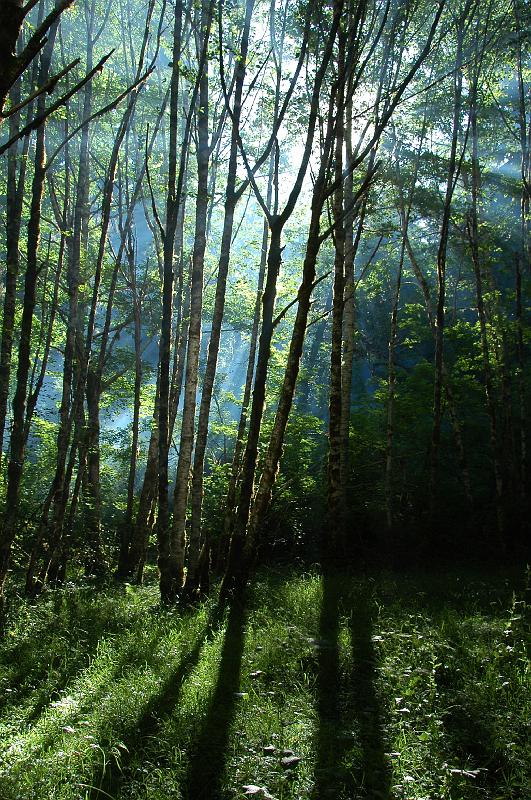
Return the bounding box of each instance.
[339,107,360,528]
[513,0,528,508]
[169,0,212,599]
[385,105,430,530]
[430,21,465,515]
[30,15,96,590]
[327,26,346,553]
[158,0,186,603]
[404,231,474,512]
[0,0,46,465]
[217,159,274,573]
[185,0,254,596]
[82,1,155,575]
[296,288,332,415]
[125,387,159,581]
[223,0,343,589]
[245,147,335,560]
[224,220,283,583]
[126,246,190,583]
[0,85,24,468]
[0,23,58,625]
[118,242,143,574]
[384,239,403,531]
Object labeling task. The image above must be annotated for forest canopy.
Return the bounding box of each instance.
[0,0,529,611]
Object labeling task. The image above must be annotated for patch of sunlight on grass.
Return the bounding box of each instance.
[0,585,217,800]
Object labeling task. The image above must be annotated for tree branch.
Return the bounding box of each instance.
[0,50,114,156]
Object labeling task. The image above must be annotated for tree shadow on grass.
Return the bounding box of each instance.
[313,571,391,800]
[89,591,247,800]
[13,624,155,729]
[0,620,176,800]
[182,591,247,800]
[312,570,349,799]
[348,588,392,798]
[89,598,229,799]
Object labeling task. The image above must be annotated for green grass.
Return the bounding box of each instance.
[0,567,528,800]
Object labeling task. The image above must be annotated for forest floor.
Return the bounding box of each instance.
[0,566,528,800]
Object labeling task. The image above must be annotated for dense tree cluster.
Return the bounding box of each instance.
[0,0,529,618]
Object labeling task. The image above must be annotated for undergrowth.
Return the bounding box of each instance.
[0,567,528,800]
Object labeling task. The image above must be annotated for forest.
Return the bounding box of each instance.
[0,0,529,798]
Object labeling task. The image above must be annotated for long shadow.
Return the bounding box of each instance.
[1,614,184,800]
[89,598,228,799]
[312,569,353,799]
[183,591,247,800]
[312,572,391,800]
[349,588,392,799]
[14,615,160,730]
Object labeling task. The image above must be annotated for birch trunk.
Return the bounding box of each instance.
[29,11,96,590]
[404,232,473,511]
[217,161,274,573]
[0,87,24,467]
[430,22,464,514]
[185,0,254,596]
[0,23,58,622]
[0,0,45,465]
[327,28,346,552]
[170,0,212,598]
[514,0,528,505]
[118,242,143,574]
[158,0,184,603]
[224,0,343,588]
[339,108,357,520]
[245,152,334,559]
[82,1,155,574]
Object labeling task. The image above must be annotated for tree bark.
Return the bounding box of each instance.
[158,0,192,603]
[514,0,529,506]
[245,114,338,561]
[0,23,58,624]
[118,238,143,574]
[430,19,465,515]
[27,10,96,592]
[0,0,74,115]
[185,0,254,596]
[169,0,213,598]
[217,160,274,573]
[327,24,346,553]
[404,232,473,511]
[0,86,24,468]
[0,0,45,466]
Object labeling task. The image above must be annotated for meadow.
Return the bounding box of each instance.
[0,567,528,800]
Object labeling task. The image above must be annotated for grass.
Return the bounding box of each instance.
[0,566,528,800]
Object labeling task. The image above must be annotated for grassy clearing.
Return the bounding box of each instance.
[0,567,528,800]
